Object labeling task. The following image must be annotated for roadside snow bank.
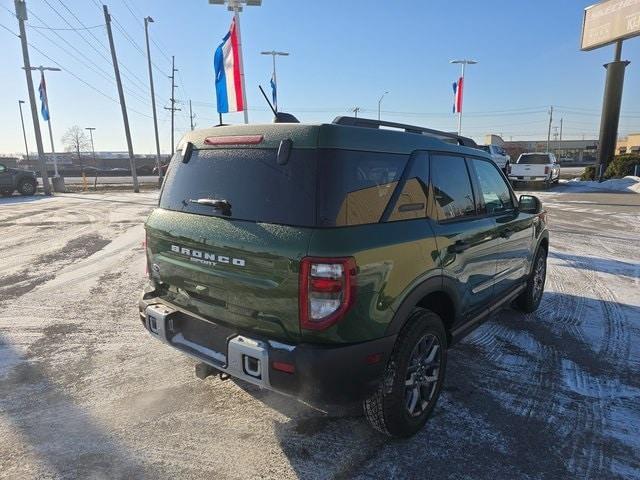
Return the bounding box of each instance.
[562,176,640,193]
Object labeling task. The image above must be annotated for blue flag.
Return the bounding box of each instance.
[39,73,50,121]
[270,72,277,111]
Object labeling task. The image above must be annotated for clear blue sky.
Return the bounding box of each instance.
[0,0,639,155]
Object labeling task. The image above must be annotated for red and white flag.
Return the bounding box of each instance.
[452,77,464,114]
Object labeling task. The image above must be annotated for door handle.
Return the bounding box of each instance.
[500,229,513,239]
[448,240,470,254]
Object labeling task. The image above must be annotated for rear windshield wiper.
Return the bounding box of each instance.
[188,198,232,216]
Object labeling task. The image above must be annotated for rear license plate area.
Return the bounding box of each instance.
[169,313,234,357]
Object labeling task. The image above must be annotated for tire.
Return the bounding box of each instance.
[18,179,36,196]
[364,308,447,438]
[514,246,547,313]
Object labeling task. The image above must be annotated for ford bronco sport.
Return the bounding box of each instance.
[140,116,548,438]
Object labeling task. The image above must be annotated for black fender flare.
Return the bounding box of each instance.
[529,229,550,276]
[384,275,461,337]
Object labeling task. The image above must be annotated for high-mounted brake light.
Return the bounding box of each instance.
[204,135,264,146]
[299,257,357,331]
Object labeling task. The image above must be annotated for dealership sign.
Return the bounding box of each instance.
[581,0,640,50]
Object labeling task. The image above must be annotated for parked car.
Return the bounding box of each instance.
[509,152,561,188]
[0,162,38,196]
[139,117,549,438]
[479,144,510,172]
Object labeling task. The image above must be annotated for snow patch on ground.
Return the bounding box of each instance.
[562,176,640,193]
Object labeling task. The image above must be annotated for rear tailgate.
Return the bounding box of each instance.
[510,163,548,179]
[146,211,310,342]
[146,141,319,342]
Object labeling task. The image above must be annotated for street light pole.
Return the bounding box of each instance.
[85,127,96,166]
[144,16,163,182]
[378,91,389,121]
[260,50,289,112]
[450,59,478,135]
[209,0,262,124]
[18,100,30,163]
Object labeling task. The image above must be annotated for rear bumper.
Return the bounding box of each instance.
[139,293,396,406]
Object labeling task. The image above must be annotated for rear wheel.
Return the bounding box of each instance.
[364,308,447,438]
[514,246,547,313]
[18,179,36,196]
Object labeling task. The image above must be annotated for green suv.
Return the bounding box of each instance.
[140,117,548,437]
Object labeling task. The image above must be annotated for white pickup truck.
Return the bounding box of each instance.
[479,145,510,172]
[508,152,561,188]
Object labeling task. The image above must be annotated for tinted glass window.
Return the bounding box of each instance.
[160,148,317,226]
[431,155,476,221]
[316,150,408,226]
[517,154,550,164]
[471,159,514,215]
[388,153,428,222]
[159,147,408,227]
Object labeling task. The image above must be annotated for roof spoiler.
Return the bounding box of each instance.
[332,116,478,148]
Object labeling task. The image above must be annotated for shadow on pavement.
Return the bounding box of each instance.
[550,251,640,279]
[0,335,159,479]
[235,291,640,479]
[0,194,51,206]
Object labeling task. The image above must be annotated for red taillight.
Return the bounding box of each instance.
[544,166,550,175]
[299,257,357,331]
[204,135,264,146]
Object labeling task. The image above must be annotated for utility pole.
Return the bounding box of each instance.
[14,0,51,195]
[85,127,96,166]
[144,16,163,182]
[260,50,289,112]
[377,91,388,121]
[546,105,553,153]
[353,107,360,118]
[165,56,181,154]
[17,100,30,163]
[189,100,196,131]
[103,4,139,192]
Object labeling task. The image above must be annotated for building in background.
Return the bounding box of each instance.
[485,134,599,165]
[15,151,171,175]
[616,133,640,154]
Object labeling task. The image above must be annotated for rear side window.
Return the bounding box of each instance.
[316,150,408,226]
[517,154,550,164]
[160,148,317,226]
[430,154,476,221]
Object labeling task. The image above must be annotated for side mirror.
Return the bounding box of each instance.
[519,195,542,214]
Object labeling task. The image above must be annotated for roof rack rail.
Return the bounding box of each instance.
[332,116,478,148]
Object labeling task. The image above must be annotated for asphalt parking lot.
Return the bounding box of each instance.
[0,185,639,479]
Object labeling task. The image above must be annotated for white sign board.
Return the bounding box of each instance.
[581,0,640,51]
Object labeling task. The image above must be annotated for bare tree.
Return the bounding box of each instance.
[62,125,90,170]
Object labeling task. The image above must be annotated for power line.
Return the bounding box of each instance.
[27,40,153,119]
[56,0,152,94]
[28,23,103,31]
[25,6,151,104]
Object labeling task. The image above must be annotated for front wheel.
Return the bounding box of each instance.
[514,247,547,313]
[364,308,447,438]
[18,179,36,196]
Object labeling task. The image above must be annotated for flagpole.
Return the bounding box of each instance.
[450,59,478,136]
[233,9,249,124]
[33,66,61,178]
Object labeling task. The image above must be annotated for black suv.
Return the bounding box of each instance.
[140,117,548,437]
[0,163,38,196]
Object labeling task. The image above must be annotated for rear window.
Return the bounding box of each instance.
[517,154,550,164]
[159,148,408,227]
